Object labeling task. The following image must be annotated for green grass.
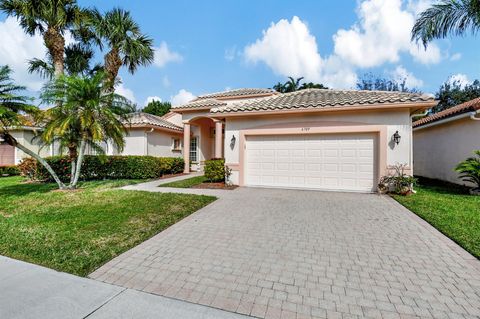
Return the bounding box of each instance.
[393,179,480,259]
[159,175,207,188]
[0,176,216,276]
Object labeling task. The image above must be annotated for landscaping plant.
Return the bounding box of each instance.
[204,158,228,183]
[379,163,417,195]
[455,150,480,194]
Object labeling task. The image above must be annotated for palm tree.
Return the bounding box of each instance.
[0,65,66,188]
[285,77,304,92]
[0,0,87,78]
[412,0,480,46]
[88,8,154,92]
[28,43,102,80]
[41,71,130,188]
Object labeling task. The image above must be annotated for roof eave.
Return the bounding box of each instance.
[127,124,183,134]
[210,101,437,118]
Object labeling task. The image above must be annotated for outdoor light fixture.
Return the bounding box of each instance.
[393,131,401,145]
[230,135,236,150]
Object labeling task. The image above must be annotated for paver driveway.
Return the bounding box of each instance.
[91,188,480,319]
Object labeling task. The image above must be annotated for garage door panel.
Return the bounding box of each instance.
[245,133,376,192]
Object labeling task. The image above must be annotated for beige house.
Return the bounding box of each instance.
[413,98,480,185]
[0,112,183,165]
[174,88,435,192]
[2,88,437,193]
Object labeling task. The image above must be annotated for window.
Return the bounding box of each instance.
[190,137,198,162]
[172,138,181,151]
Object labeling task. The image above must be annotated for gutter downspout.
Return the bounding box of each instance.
[470,110,480,121]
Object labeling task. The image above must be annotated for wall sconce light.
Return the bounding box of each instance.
[230,135,236,150]
[392,131,401,145]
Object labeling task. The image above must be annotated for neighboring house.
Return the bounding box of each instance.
[413,97,480,185]
[0,126,50,166]
[173,88,435,192]
[0,112,183,166]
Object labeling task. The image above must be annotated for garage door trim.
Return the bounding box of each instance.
[238,124,387,189]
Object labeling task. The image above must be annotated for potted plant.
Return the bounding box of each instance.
[378,163,417,196]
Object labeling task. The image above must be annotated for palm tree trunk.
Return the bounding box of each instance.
[68,146,77,185]
[71,139,87,188]
[3,133,66,189]
[104,48,122,93]
[44,28,65,78]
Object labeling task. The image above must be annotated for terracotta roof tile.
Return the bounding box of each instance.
[195,88,276,100]
[413,97,480,127]
[211,89,435,114]
[125,112,182,131]
[172,98,227,110]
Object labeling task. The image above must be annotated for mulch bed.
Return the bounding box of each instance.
[159,173,186,179]
[192,182,238,190]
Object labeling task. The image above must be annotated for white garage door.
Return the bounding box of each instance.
[245,133,376,192]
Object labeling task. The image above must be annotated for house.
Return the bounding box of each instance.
[0,126,50,166]
[173,88,436,192]
[0,112,183,165]
[413,98,480,185]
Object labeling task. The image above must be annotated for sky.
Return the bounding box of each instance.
[1,0,479,108]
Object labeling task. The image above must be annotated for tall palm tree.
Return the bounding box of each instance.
[412,0,480,46]
[41,71,130,188]
[0,65,65,188]
[0,0,87,78]
[88,8,154,92]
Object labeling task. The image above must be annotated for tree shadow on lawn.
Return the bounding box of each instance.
[0,181,56,197]
[416,176,470,195]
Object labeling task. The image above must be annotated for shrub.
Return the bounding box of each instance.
[455,150,480,191]
[379,163,417,195]
[21,155,184,182]
[204,158,227,182]
[0,165,20,177]
[18,157,40,180]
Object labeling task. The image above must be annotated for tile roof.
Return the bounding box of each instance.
[172,98,227,110]
[413,97,480,127]
[195,88,276,100]
[125,112,182,131]
[211,89,435,114]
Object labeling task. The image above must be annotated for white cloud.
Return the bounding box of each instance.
[245,16,322,81]
[144,96,162,106]
[448,73,470,87]
[154,41,183,68]
[450,53,462,61]
[0,17,46,91]
[390,65,423,88]
[334,0,441,68]
[115,81,136,103]
[171,89,196,106]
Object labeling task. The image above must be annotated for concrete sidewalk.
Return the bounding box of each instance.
[121,172,238,198]
[0,256,251,319]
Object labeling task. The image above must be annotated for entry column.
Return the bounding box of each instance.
[214,120,223,158]
[183,122,190,173]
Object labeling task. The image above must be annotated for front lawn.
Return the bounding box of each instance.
[393,179,480,259]
[159,175,207,188]
[0,177,215,276]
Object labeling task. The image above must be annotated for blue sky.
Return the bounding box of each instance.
[1,0,479,107]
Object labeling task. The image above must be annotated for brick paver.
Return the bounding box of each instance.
[90,188,480,319]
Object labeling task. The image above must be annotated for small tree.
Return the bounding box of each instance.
[142,100,171,117]
[41,71,131,189]
[356,73,421,93]
[0,65,65,188]
[455,150,480,191]
[435,79,480,113]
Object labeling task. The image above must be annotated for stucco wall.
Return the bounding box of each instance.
[13,130,51,164]
[147,130,182,157]
[224,109,412,185]
[413,117,480,185]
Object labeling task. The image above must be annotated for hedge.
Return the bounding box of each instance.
[19,155,184,182]
[0,165,20,177]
